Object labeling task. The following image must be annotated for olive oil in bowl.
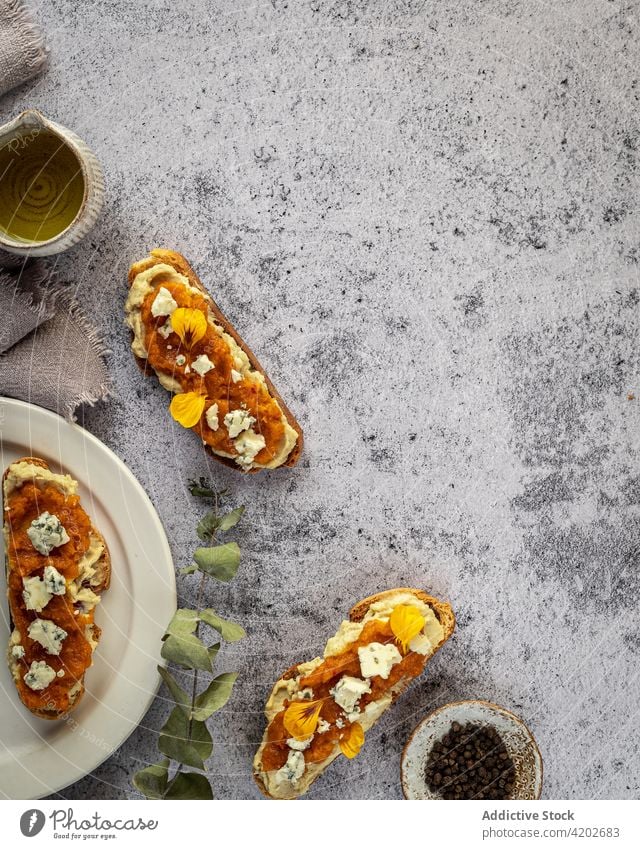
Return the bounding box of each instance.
[0,129,85,244]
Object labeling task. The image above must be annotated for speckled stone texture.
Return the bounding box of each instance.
[3,0,639,800]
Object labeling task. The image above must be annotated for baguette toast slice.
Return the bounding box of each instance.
[125,249,303,473]
[253,587,455,799]
[4,458,111,719]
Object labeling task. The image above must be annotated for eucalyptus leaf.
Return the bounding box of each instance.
[132,759,169,799]
[165,608,199,637]
[158,666,191,715]
[193,543,241,582]
[196,510,221,541]
[164,771,214,800]
[188,477,227,500]
[158,707,213,769]
[217,506,245,532]
[208,643,220,665]
[179,564,198,575]
[161,633,212,672]
[199,608,246,641]
[192,672,238,721]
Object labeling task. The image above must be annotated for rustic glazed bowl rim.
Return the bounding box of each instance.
[400,698,544,800]
[0,109,90,250]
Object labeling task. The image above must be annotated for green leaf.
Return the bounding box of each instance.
[132,759,169,799]
[164,771,214,800]
[196,506,244,540]
[165,608,199,637]
[208,643,220,665]
[179,563,198,575]
[217,506,245,532]
[199,608,246,641]
[158,666,191,715]
[193,543,241,582]
[158,707,213,769]
[188,477,227,501]
[192,672,238,721]
[161,633,212,671]
[196,510,221,541]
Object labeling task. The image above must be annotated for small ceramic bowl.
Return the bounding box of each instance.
[401,700,543,800]
[0,109,104,257]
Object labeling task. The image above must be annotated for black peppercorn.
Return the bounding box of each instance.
[424,722,516,799]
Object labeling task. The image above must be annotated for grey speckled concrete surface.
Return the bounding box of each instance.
[3,0,639,800]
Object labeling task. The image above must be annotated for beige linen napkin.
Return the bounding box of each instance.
[0,255,111,420]
[0,6,109,419]
[0,0,47,96]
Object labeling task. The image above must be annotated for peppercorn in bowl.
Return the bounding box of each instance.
[401,700,543,800]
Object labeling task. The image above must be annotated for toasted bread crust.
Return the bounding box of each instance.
[127,249,303,472]
[4,457,111,720]
[253,587,455,798]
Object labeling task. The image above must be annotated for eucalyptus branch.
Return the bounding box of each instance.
[132,479,246,800]
[187,570,208,747]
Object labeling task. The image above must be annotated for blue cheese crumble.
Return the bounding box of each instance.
[274,750,305,787]
[192,354,215,376]
[27,619,68,655]
[205,403,219,431]
[224,408,255,438]
[22,575,52,612]
[234,429,266,468]
[43,565,66,596]
[296,687,314,701]
[330,676,371,714]
[287,735,313,751]
[23,660,57,691]
[357,642,402,680]
[151,286,178,317]
[26,512,70,556]
[158,320,173,339]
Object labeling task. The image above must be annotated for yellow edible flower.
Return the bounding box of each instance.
[339,722,364,759]
[170,307,207,349]
[169,391,207,428]
[389,604,426,653]
[283,699,323,741]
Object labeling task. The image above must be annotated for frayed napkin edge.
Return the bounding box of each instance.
[0,276,56,353]
[0,286,113,423]
[54,288,113,422]
[5,0,48,73]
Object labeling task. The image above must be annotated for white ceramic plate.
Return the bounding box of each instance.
[401,700,543,800]
[0,397,176,799]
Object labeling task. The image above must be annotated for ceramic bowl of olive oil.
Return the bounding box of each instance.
[0,110,104,257]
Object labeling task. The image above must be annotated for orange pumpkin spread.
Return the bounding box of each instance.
[5,465,105,715]
[125,262,299,470]
[260,619,428,774]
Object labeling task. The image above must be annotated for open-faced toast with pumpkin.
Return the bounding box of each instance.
[253,587,455,799]
[4,458,110,719]
[124,249,303,472]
